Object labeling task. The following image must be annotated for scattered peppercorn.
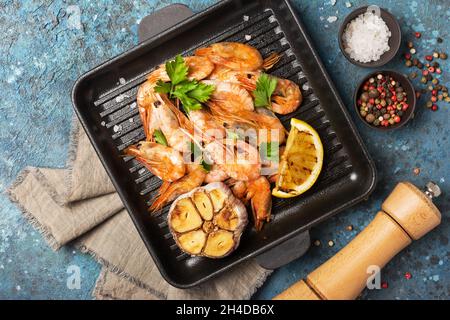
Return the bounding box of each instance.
[328,240,335,247]
[413,167,421,175]
[405,272,412,280]
[425,55,433,61]
[346,225,354,231]
[432,105,438,111]
[410,48,416,54]
[433,52,439,59]
[313,240,321,247]
[381,282,389,289]
[414,32,421,39]
[407,41,414,48]
[437,37,443,43]
[409,72,417,80]
[440,52,447,60]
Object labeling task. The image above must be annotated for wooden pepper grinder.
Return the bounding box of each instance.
[274,181,442,300]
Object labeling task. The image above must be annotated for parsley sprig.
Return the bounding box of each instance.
[153,129,168,146]
[253,73,278,109]
[155,55,215,113]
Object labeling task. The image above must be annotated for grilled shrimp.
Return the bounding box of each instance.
[237,72,302,115]
[149,164,207,213]
[137,81,160,140]
[227,177,272,231]
[196,42,264,71]
[246,177,272,231]
[188,109,226,143]
[153,94,193,153]
[204,80,255,112]
[124,142,186,182]
[137,56,214,140]
[204,139,261,182]
[148,56,215,83]
[204,165,229,184]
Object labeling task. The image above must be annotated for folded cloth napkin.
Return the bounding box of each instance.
[7,117,271,300]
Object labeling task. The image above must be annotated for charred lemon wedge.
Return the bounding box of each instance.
[168,183,248,259]
[272,119,324,199]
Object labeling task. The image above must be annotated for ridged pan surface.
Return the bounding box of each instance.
[72,0,376,288]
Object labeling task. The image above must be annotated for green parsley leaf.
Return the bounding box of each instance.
[154,80,172,94]
[153,129,168,146]
[172,80,199,95]
[156,55,215,113]
[254,73,278,108]
[260,141,279,163]
[187,82,216,103]
[175,93,203,113]
[165,55,189,85]
[172,80,215,113]
[201,160,212,172]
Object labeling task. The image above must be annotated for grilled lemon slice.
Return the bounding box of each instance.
[272,119,324,198]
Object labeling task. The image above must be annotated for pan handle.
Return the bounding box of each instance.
[255,231,311,270]
[138,4,194,43]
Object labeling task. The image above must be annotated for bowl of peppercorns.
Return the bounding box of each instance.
[354,70,416,130]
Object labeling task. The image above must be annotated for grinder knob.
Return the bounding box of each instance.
[274,181,442,300]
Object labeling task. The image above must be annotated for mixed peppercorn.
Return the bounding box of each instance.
[357,73,409,127]
[404,34,448,112]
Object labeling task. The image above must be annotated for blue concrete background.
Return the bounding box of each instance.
[0,0,448,300]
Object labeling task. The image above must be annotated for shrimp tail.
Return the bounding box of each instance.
[149,165,207,214]
[149,181,172,214]
[262,53,282,71]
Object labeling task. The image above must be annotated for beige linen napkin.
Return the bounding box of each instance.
[7,118,271,300]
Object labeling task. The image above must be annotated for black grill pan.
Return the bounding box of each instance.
[72,0,377,288]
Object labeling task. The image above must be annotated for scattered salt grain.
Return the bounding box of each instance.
[101,121,106,127]
[245,35,252,41]
[345,1,352,8]
[119,77,126,85]
[129,118,134,123]
[130,102,137,109]
[66,5,82,31]
[16,285,21,291]
[113,125,121,133]
[243,15,249,22]
[342,12,391,63]
[330,0,336,6]
[327,16,338,23]
[116,94,125,103]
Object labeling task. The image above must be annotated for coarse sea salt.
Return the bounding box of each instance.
[342,12,391,63]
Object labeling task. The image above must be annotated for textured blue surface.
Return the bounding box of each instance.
[0,0,448,300]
